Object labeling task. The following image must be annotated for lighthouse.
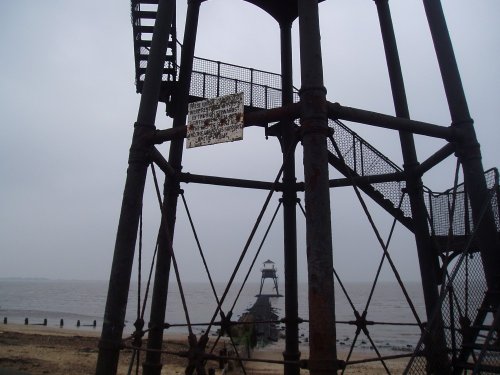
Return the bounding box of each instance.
[259,260,281,297]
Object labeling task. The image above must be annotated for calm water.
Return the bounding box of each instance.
[0,279,425,352]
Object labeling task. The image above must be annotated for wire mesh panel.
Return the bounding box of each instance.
[189,57,284,110]
[427,168,499,237]
[404,252,489,373]
[445,255,487,359]
[405,354,428,375]
[328,119,412,218]
[405,173,500,374]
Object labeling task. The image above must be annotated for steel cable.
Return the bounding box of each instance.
[329,134,423,328]
[150,163,194,336]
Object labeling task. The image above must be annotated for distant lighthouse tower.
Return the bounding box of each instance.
[259,259,281,296]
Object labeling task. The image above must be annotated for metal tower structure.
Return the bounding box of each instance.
[259,260,281,296]
[95,0,500,374]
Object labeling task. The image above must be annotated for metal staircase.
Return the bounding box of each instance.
[131,0,177,102]
[453,290,500,374]
[327,119,413,230]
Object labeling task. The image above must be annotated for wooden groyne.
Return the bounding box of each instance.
[3,317,97,329]
[236,295,280,346]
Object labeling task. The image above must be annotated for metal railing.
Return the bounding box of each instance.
[189,56,297,110]
[327,119,412,218]
[427,168,499,237]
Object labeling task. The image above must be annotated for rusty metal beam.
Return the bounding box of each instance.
[150,147,176,177]
[180,172,278,191]
[327,101,455,140]
[328,171,405,188]
[150,147,281,191]
[416,143,455,176]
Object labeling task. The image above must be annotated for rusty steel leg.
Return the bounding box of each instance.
[280,19,301,375]
[95,1,176,375]
[422,0,500,292]
[375,0,451,372]
[143,1,204,375]
[297,0,339,373]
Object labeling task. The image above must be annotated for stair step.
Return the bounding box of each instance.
[135,39,176,50]
[456,361,500,373]
[138,25,155,34]
[137,53,176,62]
[462,342,500,352]
[478,306,498,313]
[137,67,176,76]
[472,324,496,331]
[135,10,158,19]
[132,0,159,4]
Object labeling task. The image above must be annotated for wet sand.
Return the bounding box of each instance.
[0,324,410,374]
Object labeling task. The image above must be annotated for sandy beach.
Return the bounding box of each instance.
[0,324,411,374]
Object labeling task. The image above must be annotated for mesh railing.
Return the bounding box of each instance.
[189,57,289,110]
[405,247,490,373]
[444,254,487,362]
[405,169,499,373]
[426,168,500,237]
[327,119,412,218]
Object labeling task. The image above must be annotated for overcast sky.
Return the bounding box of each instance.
[0,0,499,287]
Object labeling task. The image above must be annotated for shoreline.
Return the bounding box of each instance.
[0,324,412,374]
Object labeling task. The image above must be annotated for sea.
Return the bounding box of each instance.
[0,279,426,353]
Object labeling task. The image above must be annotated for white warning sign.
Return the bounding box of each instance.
[186,92,244,149]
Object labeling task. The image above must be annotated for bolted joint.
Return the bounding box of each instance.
[454,139,482,163]
[132,318,145,347]
[401,173,424,195]
[129,122,156,164]
[164,172,183,196]
[219,311,233,336]
[185,333,209,373]
[280,195,299,207]
[299,85,328,124]
[265,122,282,139]
[297,120,333,140]
[402,160,420,173]
[299,85,328,98]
